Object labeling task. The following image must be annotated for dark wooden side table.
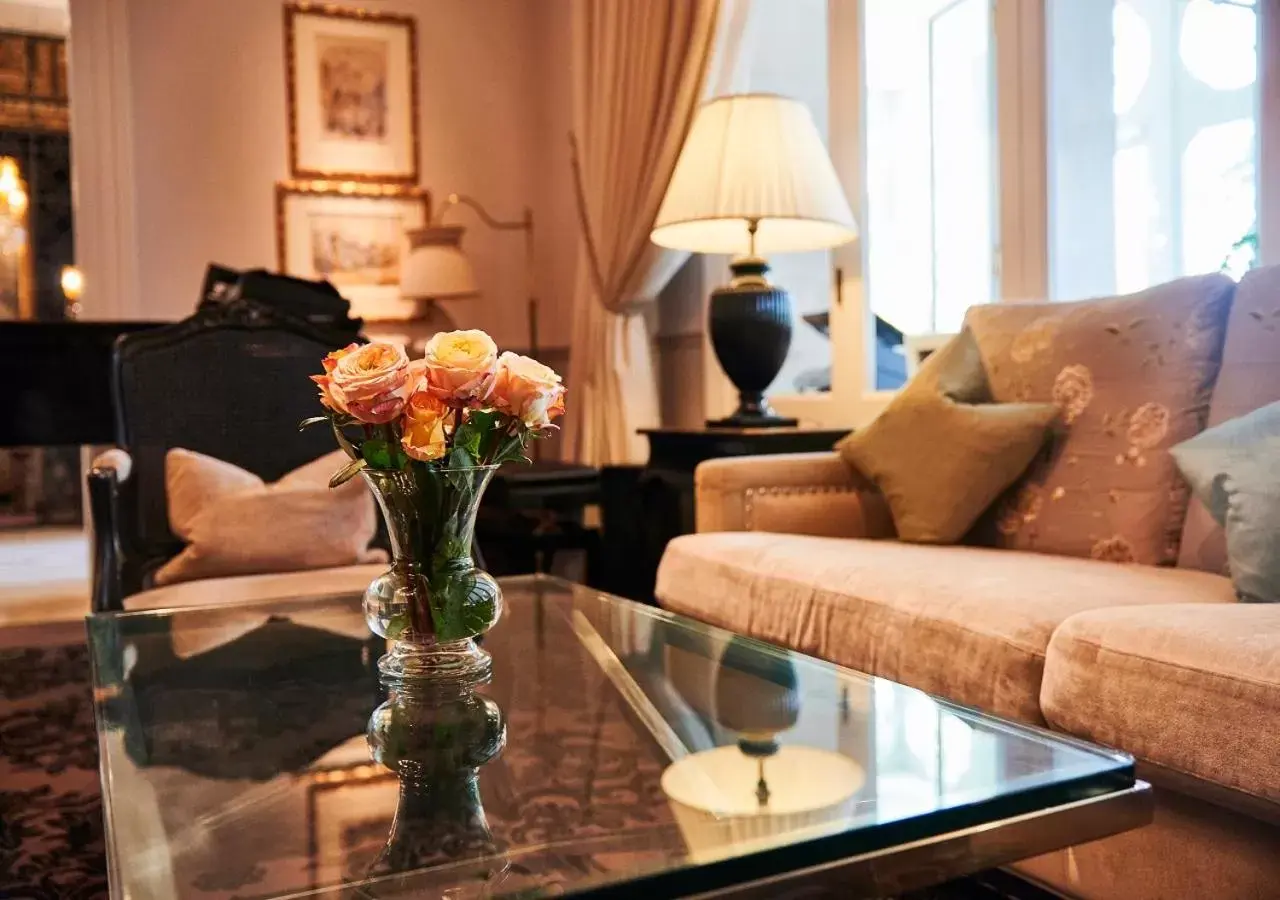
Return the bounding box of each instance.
[598,426,849,602]
[477,461,601,583]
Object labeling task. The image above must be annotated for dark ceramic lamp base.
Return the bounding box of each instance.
[706,257,797,429]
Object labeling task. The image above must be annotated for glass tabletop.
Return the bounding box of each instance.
[87,576,1134,899]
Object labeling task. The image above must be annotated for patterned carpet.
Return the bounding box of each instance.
[0,621,1045,900]
[0,623,108,900]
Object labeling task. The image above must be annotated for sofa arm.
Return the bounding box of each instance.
[88,449,133,613]
[695,451,894,539]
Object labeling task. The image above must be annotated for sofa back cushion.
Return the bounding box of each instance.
[1178,264,1280,572]
[963,273,1233,565]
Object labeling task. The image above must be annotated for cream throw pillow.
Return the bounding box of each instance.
[155,449,386,586]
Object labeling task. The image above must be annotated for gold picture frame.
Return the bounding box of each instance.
[305,760,398,888]
[275,180,432,320]
[284,2,421,184]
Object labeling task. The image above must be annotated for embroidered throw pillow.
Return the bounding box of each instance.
[964,274,1233,564]
[155,449,385,586]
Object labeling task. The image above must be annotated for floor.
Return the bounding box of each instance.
[0,526,91,627]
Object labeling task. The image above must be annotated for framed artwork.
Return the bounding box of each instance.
[285,3,420,184]
[276,181,431,320]
[306,761,398,888]
[0,32,68,132]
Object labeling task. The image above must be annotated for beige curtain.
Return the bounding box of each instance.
[565,0,748,465]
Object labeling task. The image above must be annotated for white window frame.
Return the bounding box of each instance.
[775,0,1278,429]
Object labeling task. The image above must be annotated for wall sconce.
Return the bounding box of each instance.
[61,264,83,318]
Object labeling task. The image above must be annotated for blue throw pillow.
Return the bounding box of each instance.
[1172,401,1280,603]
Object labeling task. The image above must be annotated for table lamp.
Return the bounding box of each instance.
[652,94,858,427]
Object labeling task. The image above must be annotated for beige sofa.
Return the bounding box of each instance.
[656,271,1280,899]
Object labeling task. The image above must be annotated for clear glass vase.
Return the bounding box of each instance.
[361,465,503,684]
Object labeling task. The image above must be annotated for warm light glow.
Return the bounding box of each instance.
[0,158,19,196]
[61,265,83,301]
[8,187,26,217]
[652,94,858,256]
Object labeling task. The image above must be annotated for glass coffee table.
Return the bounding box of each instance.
[87,576,1150,898]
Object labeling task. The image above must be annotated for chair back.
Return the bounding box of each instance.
[112,300,354,587]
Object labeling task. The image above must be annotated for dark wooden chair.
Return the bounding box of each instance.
[87,298,360,612]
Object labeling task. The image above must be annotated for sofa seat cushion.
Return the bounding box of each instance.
[125,563,382,658]
[656,533,1235,724]
[1042,604,1280,802]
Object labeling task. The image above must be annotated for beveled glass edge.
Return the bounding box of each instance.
[84,616,127,898]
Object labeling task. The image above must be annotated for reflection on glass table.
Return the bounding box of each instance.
[87,576,1147,899]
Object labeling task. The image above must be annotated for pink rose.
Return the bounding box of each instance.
[491,351,565,430]
[329,342,413,424]
[310,343,360,412]
[400,392,449,462]
[422,330,498,406]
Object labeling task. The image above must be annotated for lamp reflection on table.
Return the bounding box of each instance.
[661,637,865,860]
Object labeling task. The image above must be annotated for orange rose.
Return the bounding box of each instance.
[423,330,498,406]
[329,342,413,424]
[400,391,450,462]
[491,352,565,429]
[310,343,360,412]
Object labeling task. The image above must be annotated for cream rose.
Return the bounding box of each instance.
[491,351,566,430]
[423,329,499,405]
[310,343,360,412]
[329,342,413,424]
[400,391,449,462]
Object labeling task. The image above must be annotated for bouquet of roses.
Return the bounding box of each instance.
[302,329,564,657]
[304,329,564,483]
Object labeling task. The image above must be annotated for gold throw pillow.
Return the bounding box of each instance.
[836,331,1058,543]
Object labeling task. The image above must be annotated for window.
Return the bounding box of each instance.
[863,0,996,389]
[779,0,1271,425]
[1047,0,1258,299]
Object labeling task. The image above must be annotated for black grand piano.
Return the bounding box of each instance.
[0,265,361,448]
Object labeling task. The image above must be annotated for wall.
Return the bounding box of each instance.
[70,0,576,351]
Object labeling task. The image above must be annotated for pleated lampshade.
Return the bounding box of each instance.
[651,93,858,256]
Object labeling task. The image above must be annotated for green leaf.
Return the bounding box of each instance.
[457,426,483,461]
[489,430,531,466]
[447,446,473,470]
[384,613,410,640]
[298,415,330,431]
[463,409,500,459]
[363,438,409,470]
[328,457,367,488]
